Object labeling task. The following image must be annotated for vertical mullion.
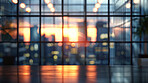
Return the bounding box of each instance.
[17,0,19,83]
[39,1,42,83]
[39,0,41,65]
[62,0,64,65]
[17,0,19,66]
[84,0,87,65]
[140,0,142,54]
[108,0,110,65]
[130,0,133,65]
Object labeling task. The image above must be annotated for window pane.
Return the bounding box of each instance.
[110,17,131,41]
[64,43,85,65]
[110,0,131,15]
[64,0,84,15]
[19,0,40,15]
[41,43,62,65]
[0,43,17,65]
[87,0,108,15]
[0,17,17,41]
[87,17,108,42]
[110,43,131,65]
[41,17,62,41]
[41,0,62,15]
[0,0,17,15]
[64,17,85,41]
[86,43,108,65]
[19,17,40,42]
[19,43,39,65]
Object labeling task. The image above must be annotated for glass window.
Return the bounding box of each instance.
[0,0,148,66]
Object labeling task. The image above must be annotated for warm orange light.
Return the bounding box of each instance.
[44,0,51,4]
[20,3,26,8]
[47,3,53,8]
[71,43,75,47]
[26,7,31,12]
[23,28,30,42]
[50,7,55,12]
[133,0,140,4]
[87,26,97,42]
[126,3,131,8]
[93,8,98,12]
[58,43,62,46]
[12,0,18,4]
[95,3,101,8]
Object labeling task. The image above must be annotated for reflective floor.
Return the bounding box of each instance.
[0,66,148,83]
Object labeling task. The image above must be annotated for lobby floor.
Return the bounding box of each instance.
[0,66,148,83]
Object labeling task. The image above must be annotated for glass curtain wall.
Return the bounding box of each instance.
[0,0,148,65]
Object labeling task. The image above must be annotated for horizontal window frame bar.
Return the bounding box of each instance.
[0,15,147,17]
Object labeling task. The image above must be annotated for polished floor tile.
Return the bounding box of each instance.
[0,66,148,83]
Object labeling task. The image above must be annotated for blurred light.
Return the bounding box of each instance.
[110,43,114,48]
[25,45,29,49]
[20,3,26,9]
[26,7,31,12]
[110,33,115,38]
[66,58,69,62]
[89,61,95,64]
[29,59,33,64]
[95,3,101,8]
[30,46,34,51]
[126,3,131,8]
[65,46,69,49]
[24,53,30,57]
[100,34,108,39]
[53,55,58,60]
[102,48,108,52]
[44,0,51,4]
[89,55,95,58]
[81,54,85,58]
[34,44,38,51]
[47,43,53,47]
[102,42,108,46]
[47,3,53,8]
[12,0,18,4]
[34,53,38,57]
[58,43,62,46]
[51,51,59,55]
[134,0,140,4]
[50,7,55,12]
[93,8,98,12]
[71,43,75,47]
[97,0,103,3]
[71,48,77,54]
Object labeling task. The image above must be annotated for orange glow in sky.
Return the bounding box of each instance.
[3,18,97,43]
[19,24,97,42]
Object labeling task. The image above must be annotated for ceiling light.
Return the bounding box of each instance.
[26,7,31,13]
[93,8,98,12]
[126,3,131,8]
[44,0,51,4]
[50,8,55,12]
[12,0,18,4]
[95,3,101,8]
[20,3,26,8]
[47,3,53,8]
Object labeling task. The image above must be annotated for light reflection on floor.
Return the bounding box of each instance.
[0,66,148,83]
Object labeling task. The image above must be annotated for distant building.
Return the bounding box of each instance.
[95,21,108,64]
